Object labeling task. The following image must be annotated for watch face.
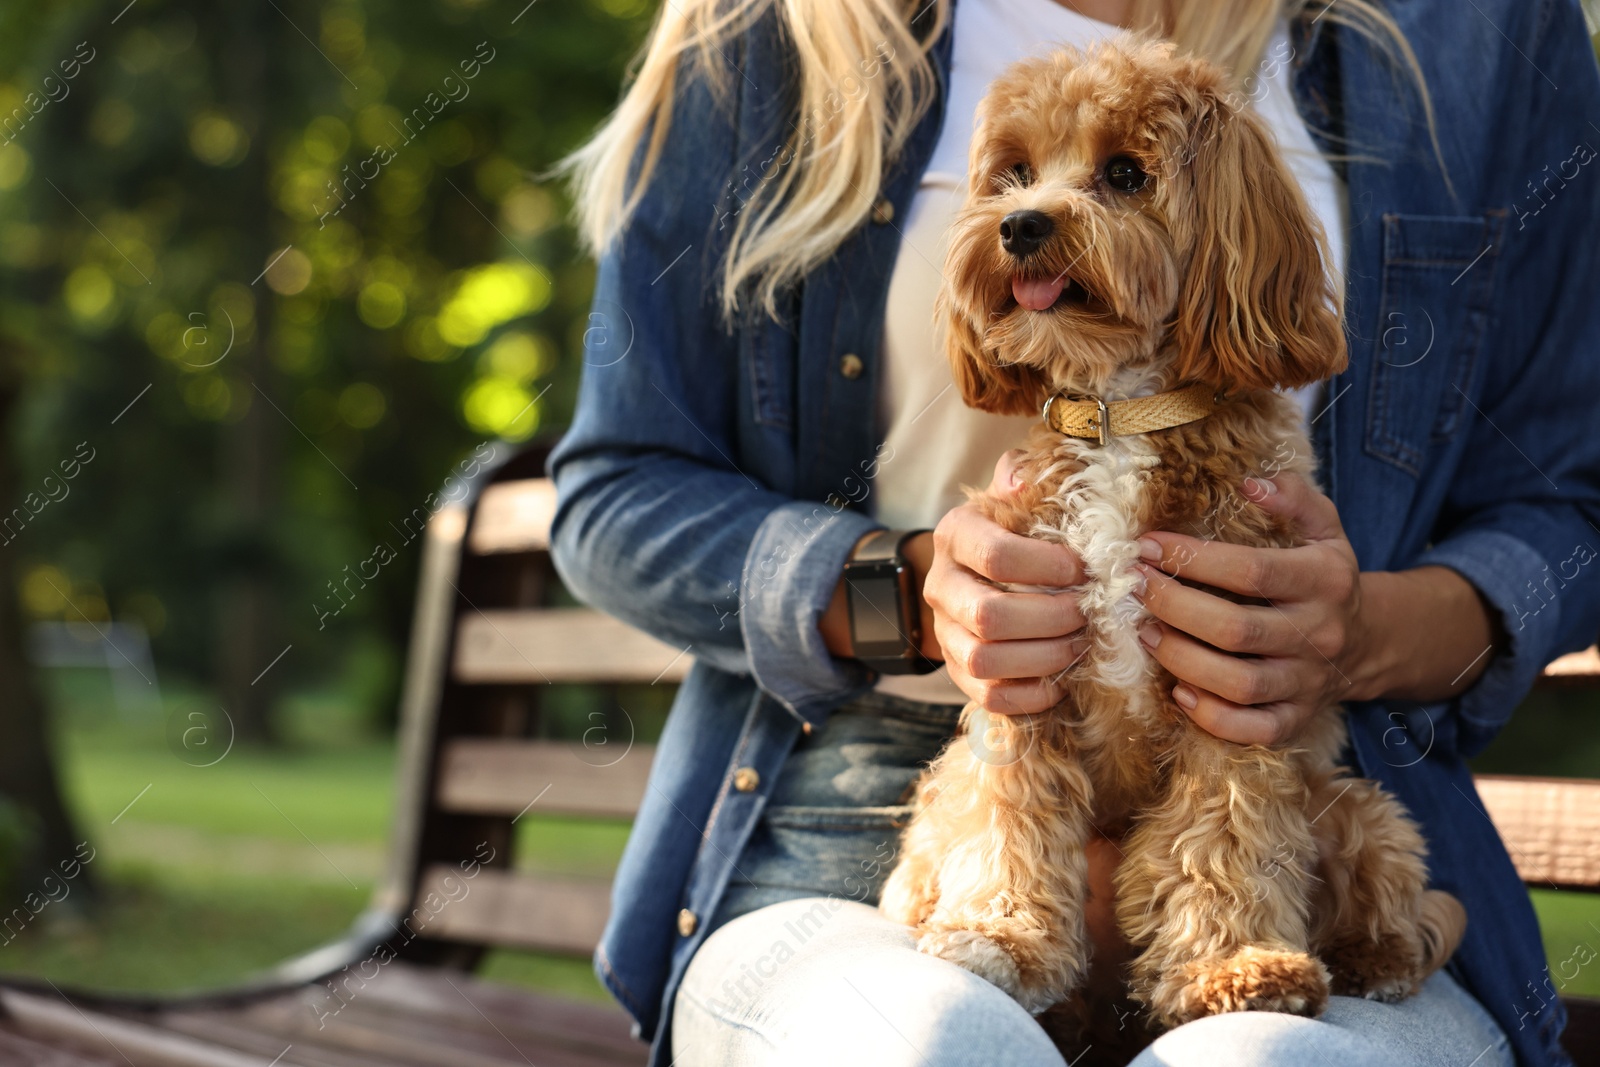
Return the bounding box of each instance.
[847,565,911,660]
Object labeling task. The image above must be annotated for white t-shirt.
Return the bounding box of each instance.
[874,0,1347,702]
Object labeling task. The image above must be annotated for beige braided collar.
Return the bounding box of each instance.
[1042,382,1219,445]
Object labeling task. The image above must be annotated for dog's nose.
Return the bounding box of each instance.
[999,210,1053,257]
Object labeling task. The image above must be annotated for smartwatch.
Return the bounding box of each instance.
[843,529,940,675]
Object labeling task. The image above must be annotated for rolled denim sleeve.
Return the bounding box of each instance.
[740,501,881,725]
[1412,528,1567,754]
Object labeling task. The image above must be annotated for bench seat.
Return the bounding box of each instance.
[0,963,644,1067]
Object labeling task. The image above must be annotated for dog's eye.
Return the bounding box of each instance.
[1104,156,1148,193]
[1003,162,1033,189]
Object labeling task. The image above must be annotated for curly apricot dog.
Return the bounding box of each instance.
[879,36,1465,1030]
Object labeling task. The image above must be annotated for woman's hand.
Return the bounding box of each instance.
[919,451,1089,715]
[1133,473,1372,746]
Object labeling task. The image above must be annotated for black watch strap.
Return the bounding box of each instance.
[844,528,940,675]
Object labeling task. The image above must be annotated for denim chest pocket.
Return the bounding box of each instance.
[1364,211,1506,475]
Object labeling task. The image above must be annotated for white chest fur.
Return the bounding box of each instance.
[1030,432,1160,700]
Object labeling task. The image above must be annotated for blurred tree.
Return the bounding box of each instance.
[0,0,653,894]
[210,2,286,743]
[0,371,90,900]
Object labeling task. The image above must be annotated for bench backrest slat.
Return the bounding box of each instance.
[416,865,610,956]
[453,608,690,686]
[1473,775,1600,892]
[1541,646,1600,679]
[469,479,558,555]
[436,739,655,820]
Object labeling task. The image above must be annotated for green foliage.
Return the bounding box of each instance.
[0,0,651,732]
[1471,689,1600,779]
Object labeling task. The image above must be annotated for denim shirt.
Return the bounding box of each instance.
[549,3,1600,1064]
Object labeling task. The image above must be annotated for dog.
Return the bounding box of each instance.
[878,36,1466,1031]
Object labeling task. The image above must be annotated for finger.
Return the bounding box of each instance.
[1244,473,1346,544]
[937,505,1083,587]
[989,449,1029,494]
[1136,532,1311,601]
[945,576,1086,642]
[941,622,1087,682]
[1138,621,1297,707]
[1172,684,1296,747]
[969,676,1067,717]
[1136,564,1292,654]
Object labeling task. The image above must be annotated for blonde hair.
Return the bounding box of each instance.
[563,0,1435,320]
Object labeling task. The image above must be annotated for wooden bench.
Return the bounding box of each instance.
[0,445,1595,1064]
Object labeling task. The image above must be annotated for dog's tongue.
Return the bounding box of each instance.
[1013,274,1065,311]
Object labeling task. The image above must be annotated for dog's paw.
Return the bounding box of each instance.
[1320,935,1422,1003]
[917,928,1020,993]
[1360,978,1416,1003]
[878,867,932,928]
[917,928,1057,1014]
[1153,946,1330,1027]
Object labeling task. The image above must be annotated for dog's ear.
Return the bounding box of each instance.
[941,288,1052,415]
[1170,95,1347,392]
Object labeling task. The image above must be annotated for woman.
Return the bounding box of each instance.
[549,0,1600,1064]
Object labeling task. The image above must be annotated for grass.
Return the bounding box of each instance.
[1531,889,1600,999]
[0,669,611,1001]
[0,865,369,993]
[2,719,617,1000]
[66,737,397,852]
[0,861,610,1001]
[514,815,629,878]
[1,666,1595,1012]
[478,951,610,1003]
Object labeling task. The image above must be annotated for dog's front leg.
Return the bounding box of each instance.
[1305,770,1466,1002]
[879,770,947,929]
[1116,731,1329,1027]
[906,708,1095,1015]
